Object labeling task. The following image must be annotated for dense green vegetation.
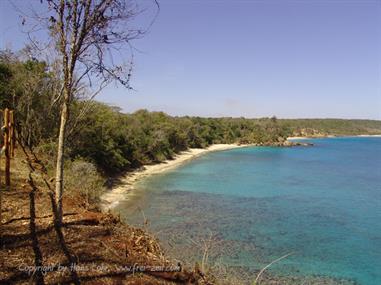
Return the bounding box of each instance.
[68,104,381,173]
[68,104,291,173]
[1,53,381,175]
[279,118,381,136]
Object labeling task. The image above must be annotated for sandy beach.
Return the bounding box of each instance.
[100,135,381,211]
[100,144,244,211]
[287,136,309,140]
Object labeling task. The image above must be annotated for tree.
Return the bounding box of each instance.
[35,0,148,225]
[0,51,61,147]
[0,62,13,108]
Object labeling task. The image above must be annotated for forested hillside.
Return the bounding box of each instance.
[279,118,381,136]
[1,54,381,175]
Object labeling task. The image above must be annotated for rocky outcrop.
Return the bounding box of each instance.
[245,140,313,147]
[293,128,328,138]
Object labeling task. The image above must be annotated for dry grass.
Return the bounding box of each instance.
[0,149,212,284]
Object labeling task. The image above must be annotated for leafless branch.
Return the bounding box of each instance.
[254,252,293,284]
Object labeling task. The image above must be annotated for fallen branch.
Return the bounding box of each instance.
[254,252,293,285]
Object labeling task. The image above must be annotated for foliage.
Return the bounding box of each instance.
[279,118,381,136]
[2,54,381,175]
[0,51,60,146]
[64,158,105,207]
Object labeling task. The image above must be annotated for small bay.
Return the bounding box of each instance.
[115,137,381,285]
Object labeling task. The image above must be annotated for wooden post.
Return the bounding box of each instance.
[0,111,3,232]
[9,110,14,158]
[0,137,2,236]
[4,108,10,190]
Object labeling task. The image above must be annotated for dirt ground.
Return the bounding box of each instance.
[0,149,211,285]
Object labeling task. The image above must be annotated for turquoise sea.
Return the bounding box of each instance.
[115,137,381,284]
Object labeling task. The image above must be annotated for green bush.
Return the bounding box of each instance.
[64,158,105,207]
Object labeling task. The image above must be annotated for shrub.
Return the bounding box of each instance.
[64,158,105,208]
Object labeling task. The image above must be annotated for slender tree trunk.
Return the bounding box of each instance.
[0,111,3,236]
[4,108,10,189]
[0,141,2,241]
[54,95,69,225]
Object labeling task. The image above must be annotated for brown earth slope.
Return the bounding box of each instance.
[0,149,211,285]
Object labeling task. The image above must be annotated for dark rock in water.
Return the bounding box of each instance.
[281,141,314,147]
[259,140,314,147]
[294,142,314,147]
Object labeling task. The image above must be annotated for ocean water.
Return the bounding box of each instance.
[115,137,381,284]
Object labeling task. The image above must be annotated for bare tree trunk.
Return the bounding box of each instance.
[39,0,142,226]
[54,97,69,225]
[4,108,10,190]
[0,142,2,241]
[0,111,3,237]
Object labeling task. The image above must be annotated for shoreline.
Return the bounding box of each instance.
[100,143,245,211]
[355,134,381,137]
[288,134,381,140]
[100,134,381,211]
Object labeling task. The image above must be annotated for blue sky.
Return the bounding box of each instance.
[1,0,380,119]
